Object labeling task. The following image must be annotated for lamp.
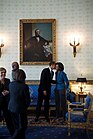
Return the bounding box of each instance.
[0,41,4,57]
[76,78,87,93]
[69,39,80,57]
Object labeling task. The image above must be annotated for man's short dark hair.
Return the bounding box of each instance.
[35,29,40,33]
[49,61,55,66]
[12,62,19,71]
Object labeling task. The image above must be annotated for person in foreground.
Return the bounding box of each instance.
[0,67,14,135]
[55,62,69,121]
[8,69,31,139]
[35,61,55,123]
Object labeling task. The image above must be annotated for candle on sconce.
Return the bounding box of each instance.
[74,37,75,42]
[0,36,4,57]
[0,38,4,48]
[1,39,4,46]
[0,38,3,44]
[78,38,80,44]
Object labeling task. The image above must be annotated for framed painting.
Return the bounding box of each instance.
[20,19,56,65]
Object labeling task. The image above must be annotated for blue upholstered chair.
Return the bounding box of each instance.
[66,90,76,102]
[29,85,38,107]
[66,93,93,136]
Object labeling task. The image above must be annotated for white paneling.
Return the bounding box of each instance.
[0,0,93,80]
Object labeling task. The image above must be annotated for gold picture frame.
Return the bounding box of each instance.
[20,19,56,65]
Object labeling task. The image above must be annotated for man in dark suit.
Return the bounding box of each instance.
[35,61,55,123]
[11,61,19,81]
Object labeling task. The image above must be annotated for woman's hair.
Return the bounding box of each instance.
[15,69,26,83]
[55,62,64,71]
[0,67,6,73]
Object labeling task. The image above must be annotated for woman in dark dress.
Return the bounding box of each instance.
[0,67,14,135]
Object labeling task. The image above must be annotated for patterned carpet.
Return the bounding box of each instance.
[28,116,67,127]
[0,124,93,139]
[1,116,93,129]
[27,116,93,139]
[28,116,93,130]
[0,116,93,139]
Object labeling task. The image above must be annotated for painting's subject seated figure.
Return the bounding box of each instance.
[24,29,52,62]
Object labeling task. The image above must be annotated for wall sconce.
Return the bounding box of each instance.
[69,39,80,57]
[0,40,4,57]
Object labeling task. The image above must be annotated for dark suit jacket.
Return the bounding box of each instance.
[8,81,31,113]
[0,78,10,105]
[38,67,54,96]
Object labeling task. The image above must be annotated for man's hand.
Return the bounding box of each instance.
[2,90,9,96]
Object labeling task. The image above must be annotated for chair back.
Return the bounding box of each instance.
[66,90,76,102]
[84,93,93,122]
[66,92,93,136]
[84,95,91,109]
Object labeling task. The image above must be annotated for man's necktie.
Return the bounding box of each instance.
[51,70,54,79]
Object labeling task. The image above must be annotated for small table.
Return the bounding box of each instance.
[76,92,87,103]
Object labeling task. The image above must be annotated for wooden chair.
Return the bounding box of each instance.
[66,92,93,136]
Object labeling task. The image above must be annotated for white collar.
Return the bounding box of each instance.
[49,67,51,72]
